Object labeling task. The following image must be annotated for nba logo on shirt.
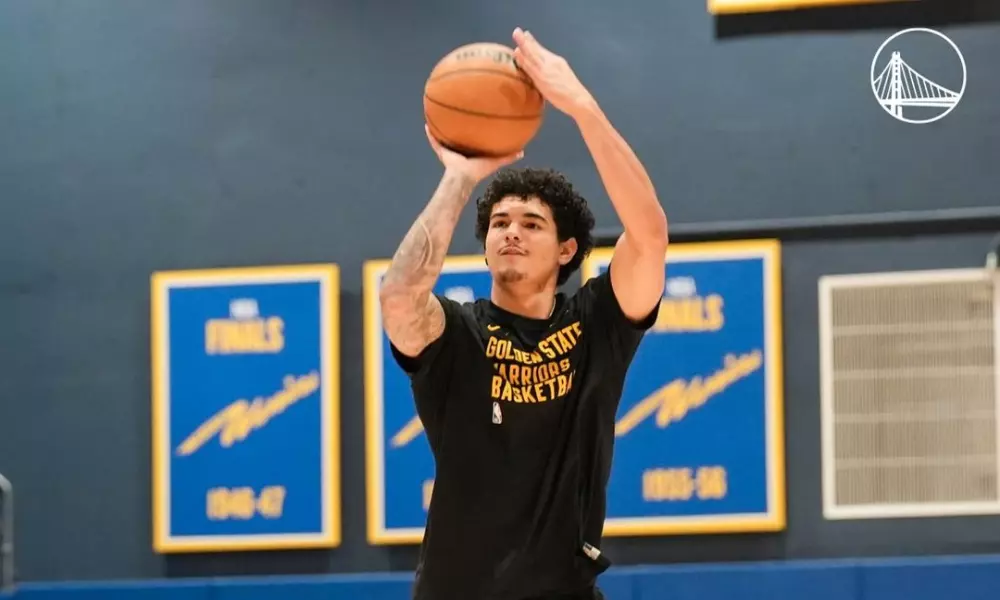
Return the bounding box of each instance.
[492,401,502,425]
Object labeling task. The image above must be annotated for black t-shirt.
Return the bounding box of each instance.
[390,267,659,600]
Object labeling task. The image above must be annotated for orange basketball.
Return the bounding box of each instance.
[424,42,544,157]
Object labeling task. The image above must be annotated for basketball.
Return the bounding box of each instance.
[424,42,544,157]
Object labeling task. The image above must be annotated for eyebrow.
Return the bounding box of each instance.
[491,211,549,222]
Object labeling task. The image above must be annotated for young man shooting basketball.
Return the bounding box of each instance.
[379,28,668,600]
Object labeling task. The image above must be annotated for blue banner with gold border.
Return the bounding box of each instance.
[151,264,341,553]
[708,0,902,15]
[363,256,492,544]
[364,241,784,543]
[584,239,786,536]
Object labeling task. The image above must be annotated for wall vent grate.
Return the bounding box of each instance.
[819,269,999,519]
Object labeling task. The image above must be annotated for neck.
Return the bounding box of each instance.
[490,281,557,320]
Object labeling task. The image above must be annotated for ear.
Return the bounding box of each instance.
[557,238,578,266]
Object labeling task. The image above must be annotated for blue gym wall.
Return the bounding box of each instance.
[1,0,999,590]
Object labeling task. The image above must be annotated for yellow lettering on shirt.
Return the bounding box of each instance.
[488,321,582,404]
[390,321,585,447]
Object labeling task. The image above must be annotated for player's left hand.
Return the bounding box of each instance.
[512,27,595,120]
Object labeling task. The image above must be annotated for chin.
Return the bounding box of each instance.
[496,268,528,284]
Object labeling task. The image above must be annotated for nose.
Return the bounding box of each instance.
[504,226,521,242]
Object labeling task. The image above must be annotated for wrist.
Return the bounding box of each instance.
[441,167,479,194]
[569,94,602,125]
[443,165,476,182]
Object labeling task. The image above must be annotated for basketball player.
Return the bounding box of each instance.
[379,28,668,600]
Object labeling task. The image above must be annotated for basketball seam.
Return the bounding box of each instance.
[425,116,456,149]
[427,68,538,91]
[426,114,504,157]
[423,94,543,120]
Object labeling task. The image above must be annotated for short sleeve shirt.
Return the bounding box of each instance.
[390,266,658,600]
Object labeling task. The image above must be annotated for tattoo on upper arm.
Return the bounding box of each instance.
[379,171,475,357]
[381,291,445,357]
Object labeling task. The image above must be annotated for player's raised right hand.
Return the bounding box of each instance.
[425,125,524,185]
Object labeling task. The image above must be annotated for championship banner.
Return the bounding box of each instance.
[363,256,492,544]
[584,240,786,536]
[708,0,908,14]
[151,264,341,553]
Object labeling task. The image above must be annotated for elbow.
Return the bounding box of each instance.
[650,212,669,249]
[378,280,408,313]
[378,280,394,306]
[379,282,407,308]
[379,270,415,301]
[378,279,397,303]
[632,211,669,254]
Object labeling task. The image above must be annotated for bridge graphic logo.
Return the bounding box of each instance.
[870,28,966,125]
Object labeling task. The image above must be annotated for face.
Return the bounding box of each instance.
[485,195,577,288]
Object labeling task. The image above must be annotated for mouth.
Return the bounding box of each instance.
[499,246,527,256]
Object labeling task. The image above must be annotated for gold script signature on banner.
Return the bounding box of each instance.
[615,350,763,437]
[175,371,321,456]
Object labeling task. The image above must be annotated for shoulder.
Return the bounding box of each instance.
[389,293,483,377]
[561,266,660,368]
[570,266,659,332]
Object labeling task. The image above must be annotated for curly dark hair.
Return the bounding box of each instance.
[475,167,596,286]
